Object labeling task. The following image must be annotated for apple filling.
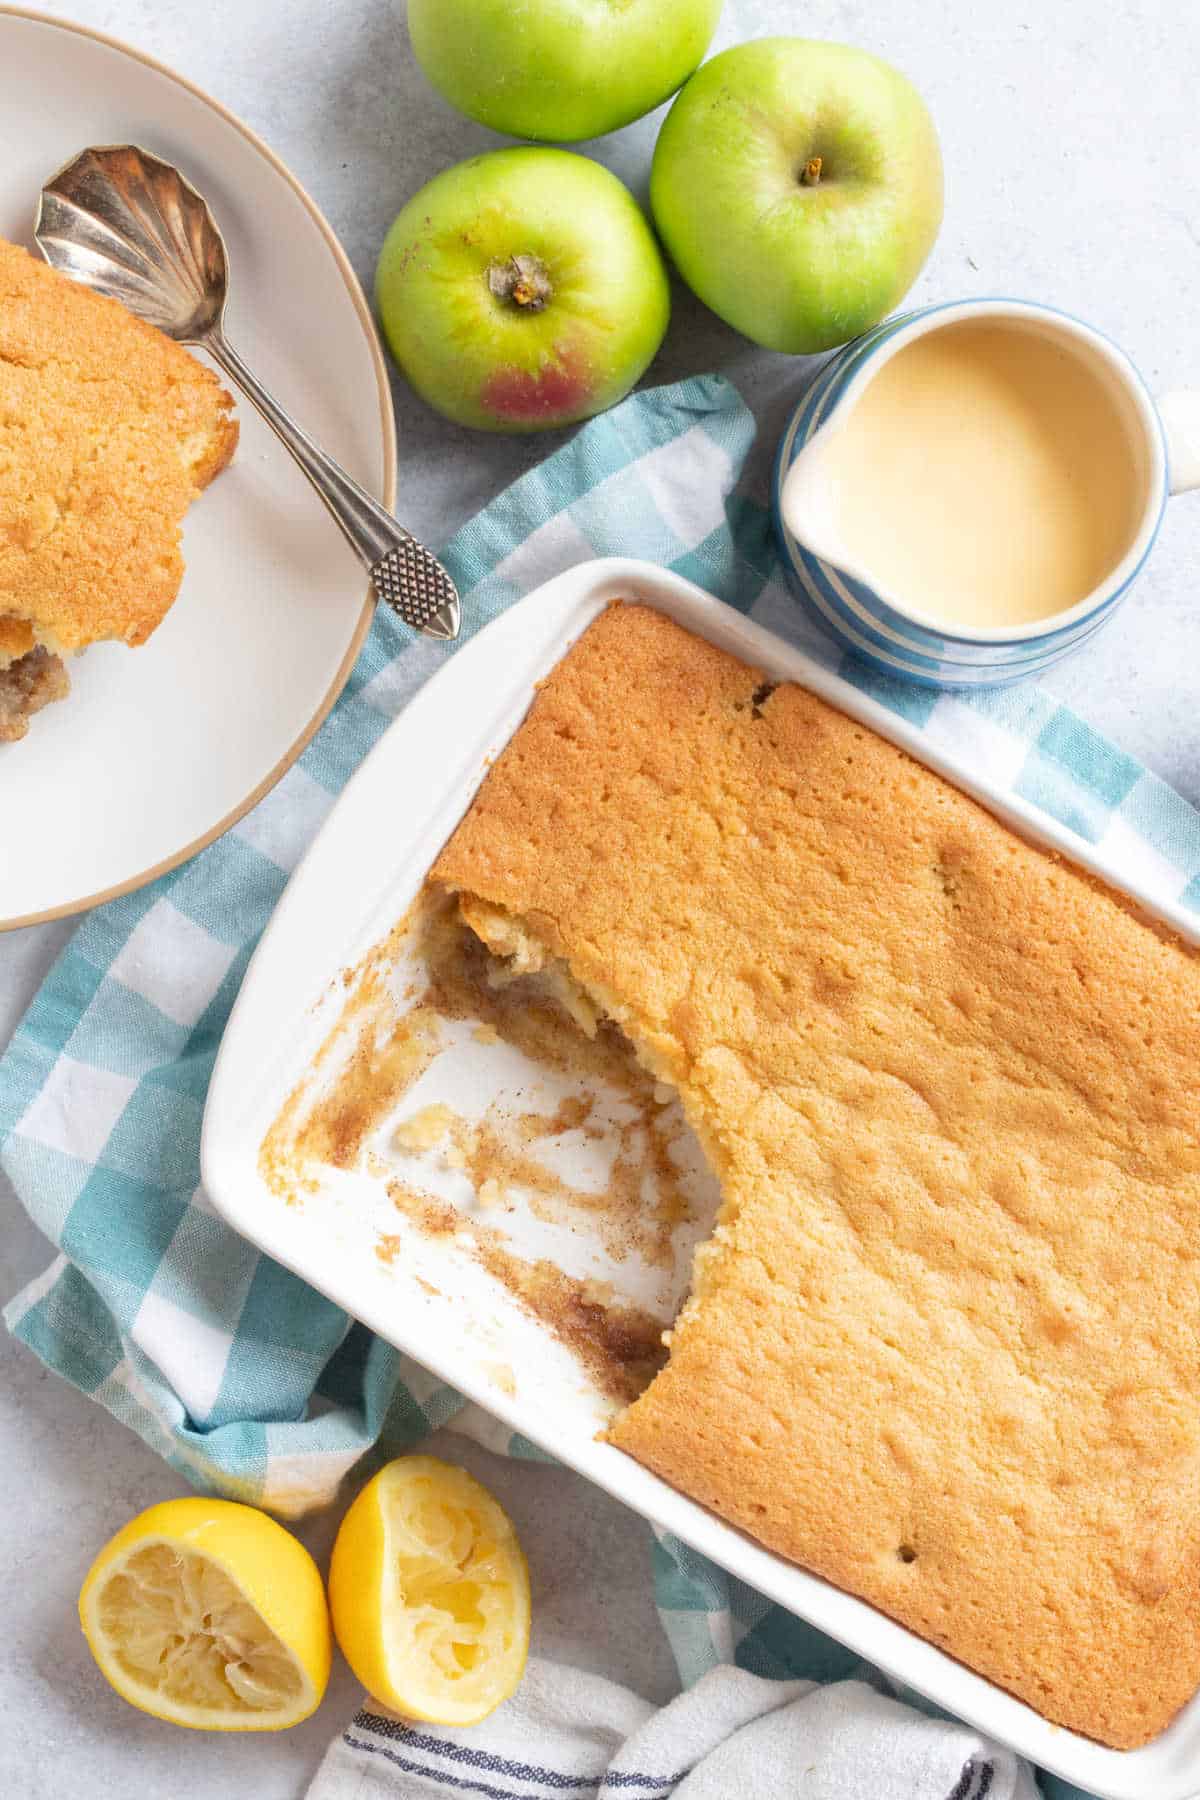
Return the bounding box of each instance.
[456,896,605,1039]
[0,642,70,743]
[451,890,733,1370]
[452,892,717,1154]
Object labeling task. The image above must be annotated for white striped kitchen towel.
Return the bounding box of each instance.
[309,1658,1039,1800]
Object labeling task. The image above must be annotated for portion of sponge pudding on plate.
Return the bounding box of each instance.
[0,238,237,741]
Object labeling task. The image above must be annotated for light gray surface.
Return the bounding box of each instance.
[2,1,1198,1794]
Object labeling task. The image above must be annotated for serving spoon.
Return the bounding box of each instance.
[34,144,461,641]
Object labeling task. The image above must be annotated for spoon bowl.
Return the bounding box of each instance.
[37,144,228,341]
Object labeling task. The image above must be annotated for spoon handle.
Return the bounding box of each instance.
[204,331,460,640]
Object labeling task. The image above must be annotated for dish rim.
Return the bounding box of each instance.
[0,2,394,931]
[202,556,1200,1798]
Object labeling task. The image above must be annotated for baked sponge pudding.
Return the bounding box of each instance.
[0,239,237,741]
[432,602,1200,1750]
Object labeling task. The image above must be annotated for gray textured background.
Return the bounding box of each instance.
[2,2,1198,1793]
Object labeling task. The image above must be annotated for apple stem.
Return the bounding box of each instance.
[801,156,823,187]
[487,254,553,312]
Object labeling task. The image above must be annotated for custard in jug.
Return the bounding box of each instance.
[787,320,1146,631]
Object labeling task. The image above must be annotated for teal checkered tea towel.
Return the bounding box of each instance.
[2,375,1196,1800]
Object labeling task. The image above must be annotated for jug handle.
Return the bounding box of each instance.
[1158,390,1200,494]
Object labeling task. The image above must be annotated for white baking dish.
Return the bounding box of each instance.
[201,557,1200,1800]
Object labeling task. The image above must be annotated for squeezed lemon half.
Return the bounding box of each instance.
[78,1497,331,1730]
[329,1455,530,1726]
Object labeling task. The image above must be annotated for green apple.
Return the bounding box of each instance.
[375,148,670,433]
[407,0,724,142]
[651,38,943,354]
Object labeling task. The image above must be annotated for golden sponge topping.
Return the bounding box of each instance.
[433,601,1200,1750]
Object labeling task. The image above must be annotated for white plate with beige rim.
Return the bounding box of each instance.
[203,557,1200,1800]
[0,6,393,929]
